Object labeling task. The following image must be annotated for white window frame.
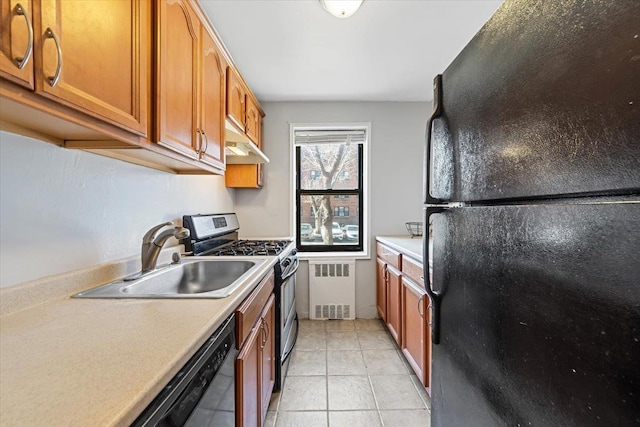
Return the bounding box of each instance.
[290,122,371,259]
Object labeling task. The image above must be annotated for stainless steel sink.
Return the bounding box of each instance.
[73,258,266,299]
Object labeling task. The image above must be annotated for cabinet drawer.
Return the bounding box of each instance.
[402,256,424,285]
[376,242,401,269]
[236,272,274,349]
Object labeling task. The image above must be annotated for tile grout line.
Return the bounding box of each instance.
[362,320,385,427]
[368,371,386,427]
[325,325,329,426]
[357,344,379,419]
[411,375,431,411]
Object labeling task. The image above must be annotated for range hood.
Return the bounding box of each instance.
[225,121,269,164]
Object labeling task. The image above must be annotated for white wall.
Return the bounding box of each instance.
[0,131,235,288]
[235,102,429,318]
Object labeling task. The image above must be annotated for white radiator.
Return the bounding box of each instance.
[309,259,356,320]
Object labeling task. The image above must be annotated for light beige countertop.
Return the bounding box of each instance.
[0,252,277,426]
[376,235,424,262]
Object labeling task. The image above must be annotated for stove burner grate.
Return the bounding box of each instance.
[203,239,290,256]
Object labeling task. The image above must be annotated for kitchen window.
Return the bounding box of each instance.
[292,125,369,254]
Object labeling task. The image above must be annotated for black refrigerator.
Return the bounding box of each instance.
[422,1,640,426]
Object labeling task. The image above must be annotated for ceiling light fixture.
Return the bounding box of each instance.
[320,0,364,18]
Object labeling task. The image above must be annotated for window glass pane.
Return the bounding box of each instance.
[299,143,359,190]
[299,194,360,246]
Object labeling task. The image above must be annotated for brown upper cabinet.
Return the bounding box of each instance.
[244,95,261,145]
[156,0,224,170]
[0,1,35,89]
[0,0,262,175]
[225,65,264,145]
[199,25,225,169]
[0,0,150,136]
[226,66,246,132]
[225,83,266,188]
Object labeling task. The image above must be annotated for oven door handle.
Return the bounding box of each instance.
[281,258,299,282]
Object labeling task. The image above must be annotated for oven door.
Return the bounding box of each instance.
[280,257,299,377]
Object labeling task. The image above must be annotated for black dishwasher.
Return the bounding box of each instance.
[133,314,237,427]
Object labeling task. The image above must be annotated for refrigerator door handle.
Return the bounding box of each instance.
[423,206,446,344]
[424,74,445,204]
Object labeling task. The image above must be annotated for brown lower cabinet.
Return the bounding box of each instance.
[401,276,431,392]
[376,258,387,322]
[376,242,402,345]
[259,295,275,421]
[236,271,275,427]
[386,265,402,345]
[376,240,432,395]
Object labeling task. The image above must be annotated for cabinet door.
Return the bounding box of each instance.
[386,264,402,345]
[156,0,198,158]
[236,322,261,427]
[226,66,246,131]
[36,0,149,136]
[225,164,263,188]
[401,277,428,386]
[0,0,34,89]
[199,26,225,169]
[245,95,260,144]
[260,295,276,424]
[376,258,387,322]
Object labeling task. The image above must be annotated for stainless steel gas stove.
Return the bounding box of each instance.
[181,213,298,391]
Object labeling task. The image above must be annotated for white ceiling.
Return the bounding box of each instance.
[199,0,503,102]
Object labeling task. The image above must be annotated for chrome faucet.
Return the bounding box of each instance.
[140,222,190,274]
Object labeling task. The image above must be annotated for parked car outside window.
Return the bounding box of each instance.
[344,225,359,241]
[300,223,313,240]
[332,222,343,240]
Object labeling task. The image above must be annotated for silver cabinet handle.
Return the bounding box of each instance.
[44,27,62,87]
[417,295,424,318]
[262,318,270,343]
[195,129,202,157]
[14,3,33,69]
[260,320,268,349]
[201,130,209,158]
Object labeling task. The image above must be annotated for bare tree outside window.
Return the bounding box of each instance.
[299,143,358,244]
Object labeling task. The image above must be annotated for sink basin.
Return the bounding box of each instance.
[73,258,266,299]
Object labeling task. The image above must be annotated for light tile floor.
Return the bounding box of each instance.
[265,319,431,427]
